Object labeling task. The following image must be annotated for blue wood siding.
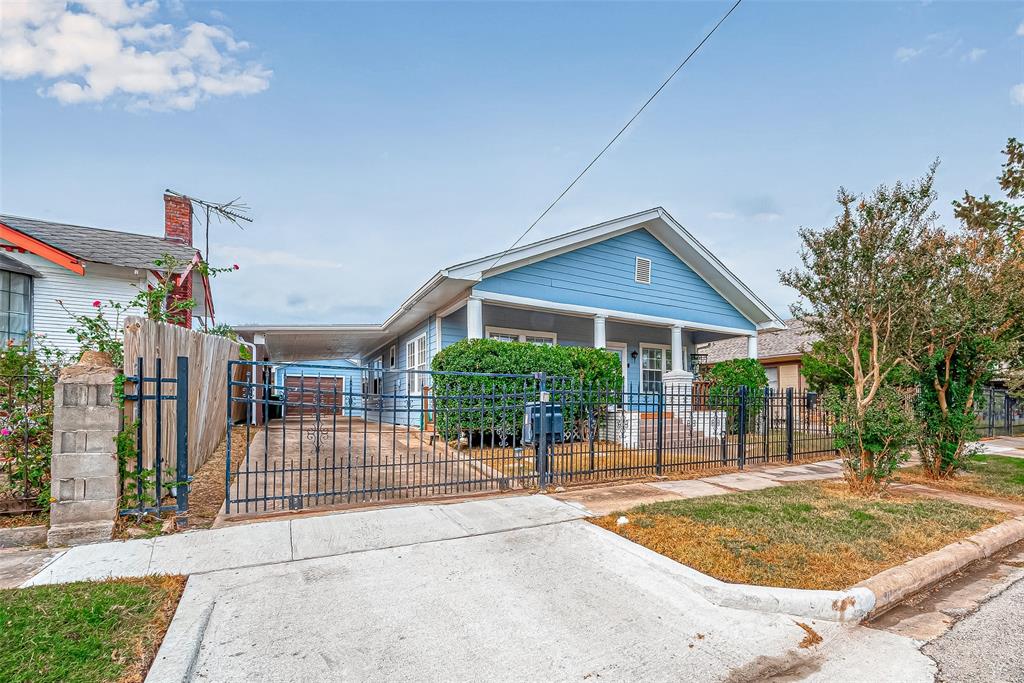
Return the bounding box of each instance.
[474,228,755,331]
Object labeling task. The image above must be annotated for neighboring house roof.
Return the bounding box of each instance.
[237,207,787,360]
[700,318,819,363]
[0,214,198,271]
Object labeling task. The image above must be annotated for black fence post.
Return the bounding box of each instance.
[1006,392,1013,437]
[175,356,190,527]
[762,387,770,460]
[988,386,995,438]
[737,385,748,470]
[785,388,794,463]
[537,372,549,489]
[656,383,665,476]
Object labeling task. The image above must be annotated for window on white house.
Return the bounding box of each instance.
[0,271,31,345]
[406,334,428,394]
[389,345,396,368]
[486,327,556,346]
[640,346,672,393]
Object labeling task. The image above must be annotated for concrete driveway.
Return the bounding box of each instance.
[88,495,929,682]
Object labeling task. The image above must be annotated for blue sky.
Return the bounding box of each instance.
[1,1,1021,325]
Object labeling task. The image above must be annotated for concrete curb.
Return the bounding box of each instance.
[855,515,1024,617]
[0,524,47,549]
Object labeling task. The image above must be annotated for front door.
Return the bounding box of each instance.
[605,342,628,388]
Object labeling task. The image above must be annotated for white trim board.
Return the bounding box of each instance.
[472,290,758,337]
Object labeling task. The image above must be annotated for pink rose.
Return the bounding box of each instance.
[92,300,101,308]
[233,264,240,270]
[1,428,11,436]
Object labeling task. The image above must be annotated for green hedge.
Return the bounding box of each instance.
[429,339,622,441]
[705,358,769,434]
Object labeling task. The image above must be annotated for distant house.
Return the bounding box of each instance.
[699,318,818,393]
[238,207,786,425]
[0,193,214,353]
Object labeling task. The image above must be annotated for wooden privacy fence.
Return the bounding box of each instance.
[123,316,243,475]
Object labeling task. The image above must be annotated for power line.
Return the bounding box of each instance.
[486,0,744,271]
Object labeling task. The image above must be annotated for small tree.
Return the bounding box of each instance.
[780,167,940,491]
[913,139,1024,477]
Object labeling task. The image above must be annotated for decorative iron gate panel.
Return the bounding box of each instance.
[121,356,190,523]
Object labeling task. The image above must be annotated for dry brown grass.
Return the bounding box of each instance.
[116,575,186,683]
[0,512,46,529]
[896,454,1024,503]
[592,481,1005,590]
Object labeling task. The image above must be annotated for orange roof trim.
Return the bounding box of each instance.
[0,222,85,275]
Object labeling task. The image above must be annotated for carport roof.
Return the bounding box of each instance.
[235,207,785,362]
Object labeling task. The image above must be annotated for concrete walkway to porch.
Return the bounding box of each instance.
[977,436,1024,459]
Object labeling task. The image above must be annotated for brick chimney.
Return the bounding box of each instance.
[164,192,193,245]
[164,192,194,329]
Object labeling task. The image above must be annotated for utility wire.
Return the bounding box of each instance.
[486,0,744,271]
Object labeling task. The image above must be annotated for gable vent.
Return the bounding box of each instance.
[635,256,652,284]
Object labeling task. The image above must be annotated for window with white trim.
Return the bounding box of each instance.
[0,271,30,344]
[635,256,652,284]
[388,345,396,368]
[640,345,672,393]
[485,327,556,346]
[406,334,428,394]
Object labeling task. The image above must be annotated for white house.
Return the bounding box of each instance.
[0,193,215,354]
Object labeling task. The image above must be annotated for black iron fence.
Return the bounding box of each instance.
[976,387,1024,438]
[121,356,190,522]
[0,373,55,513]
[225,361,835,515]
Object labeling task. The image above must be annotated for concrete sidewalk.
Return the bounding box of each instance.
[552,459,845,515]
[978,436,1024,459]
[23,494,586,586]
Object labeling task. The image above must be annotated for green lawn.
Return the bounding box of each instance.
[592,482,1004,590]
[0,577,185,683]
[899,453,1024,502]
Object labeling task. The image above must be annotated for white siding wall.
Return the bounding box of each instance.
[1,250,145,353]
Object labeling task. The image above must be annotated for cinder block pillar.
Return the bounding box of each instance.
[47,362,120,547]
[663,370,695,411]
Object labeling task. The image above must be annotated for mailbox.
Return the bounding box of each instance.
[522,402,565,445]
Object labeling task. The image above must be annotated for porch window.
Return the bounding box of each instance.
[640,345,672,393]
[485,327,556,346]
[0,271,31,345]
[406,334,428,394]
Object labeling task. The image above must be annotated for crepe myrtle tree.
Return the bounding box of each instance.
[780,165,942,492]
[911,138,1024,478]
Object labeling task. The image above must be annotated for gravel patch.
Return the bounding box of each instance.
[924,575,1024,682]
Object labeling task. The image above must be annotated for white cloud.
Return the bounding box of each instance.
[894,47,924,63]
[962,48,986,63]
[0,0,270,110]
[707,211,736,220]
[1012,84,1024,106]
[210,244,346,270]
[1017,21,1024,37]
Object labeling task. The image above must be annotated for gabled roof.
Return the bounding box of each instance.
[237,208,785,361]
[700,318,818,363]
[0,214,198,271]
[443,207,784,330]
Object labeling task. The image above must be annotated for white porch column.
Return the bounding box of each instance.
[593,315,607,349]
[467,297,483,340]
[747,334,758,359]
[670,325,684,372]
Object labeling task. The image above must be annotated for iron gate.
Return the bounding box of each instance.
[224,360,834,516]
[121,356,190,523]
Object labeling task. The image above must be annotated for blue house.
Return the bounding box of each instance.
[237,208,784,424]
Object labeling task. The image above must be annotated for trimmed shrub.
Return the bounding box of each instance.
[705,358,769,434]
[429,339,622,441]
